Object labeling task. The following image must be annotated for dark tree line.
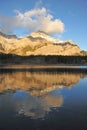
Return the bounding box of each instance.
[0,53,87,65]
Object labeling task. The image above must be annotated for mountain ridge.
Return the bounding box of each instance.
[0,31,86,56]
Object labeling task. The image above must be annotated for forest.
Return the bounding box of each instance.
[0,53,87,65]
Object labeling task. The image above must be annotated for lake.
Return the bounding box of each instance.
[0,68,87,130]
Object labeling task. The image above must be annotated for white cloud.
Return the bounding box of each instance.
[0,7,65,36]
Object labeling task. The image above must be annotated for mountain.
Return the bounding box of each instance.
[0,31,86,56]
[0,32,17,39]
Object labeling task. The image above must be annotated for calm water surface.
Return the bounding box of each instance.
[0,68,87,130]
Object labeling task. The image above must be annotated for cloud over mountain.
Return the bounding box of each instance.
[0,7,64,36]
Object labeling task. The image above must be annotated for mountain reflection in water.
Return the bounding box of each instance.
[0,69,87,119]
[0,70,87,95]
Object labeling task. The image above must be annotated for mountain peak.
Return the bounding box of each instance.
[30,31,62,43]
[0,32,17,39]
[30,30,48,38]
[37,30,48,35]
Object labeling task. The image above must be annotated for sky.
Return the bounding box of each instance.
[0,0,87,50]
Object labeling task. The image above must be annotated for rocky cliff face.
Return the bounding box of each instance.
[0,31,85,56]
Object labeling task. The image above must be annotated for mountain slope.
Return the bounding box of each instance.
[0,31,86,56]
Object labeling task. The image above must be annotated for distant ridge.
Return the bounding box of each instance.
[0,31,87,56]
[0,32,17,39]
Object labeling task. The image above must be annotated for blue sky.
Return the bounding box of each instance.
[0,0,87,50]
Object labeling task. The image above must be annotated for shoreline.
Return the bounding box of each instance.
[0,64,87,69]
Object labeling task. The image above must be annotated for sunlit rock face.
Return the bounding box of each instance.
[0,31,85,56]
